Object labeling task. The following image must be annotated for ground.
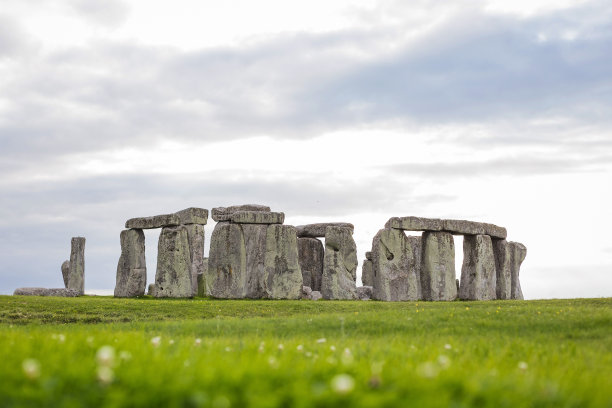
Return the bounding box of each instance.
[0,296,611,407]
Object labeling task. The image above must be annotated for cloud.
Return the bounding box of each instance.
[68,0,130,26]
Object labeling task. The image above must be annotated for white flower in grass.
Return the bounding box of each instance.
[277,344,284,351]
[518,361,528,371]
[258,342,265,353]
[268,356,279,369]
[330,345,336,352]
[194,338,202,346]
[96,346,115,366]
[316,338,326,343]
[331,374,355,395]
[341,348,354,365]
[305,352,313,358]
[97,366,114,385]
[437,355,451,368]
[169,339,175,345]
[417,362,439,378]
[296,344,304,352]
[58,334,66,343]
[22,359,40,380]
[119,351,132,361]
[444,344,452,350]
[86,337,94,345]
[225,346,232,352]
[151,336,161,347]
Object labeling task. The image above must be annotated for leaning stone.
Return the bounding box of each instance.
[484,223,507,239]
[68,237,85,295]
[509,242,527,300]
[442,219,486,236]
[321,226,358,300]
[125,214,180,229]
[185,224,205,296]
[297,237,324,291]
[371,229,421,301]
[154,226,193,298]
[13,288,80,297]
[230,211,284,225]
[263,224,303,299]
[309,291,322,301]
[459,235,496,300]
[61,260,70,288]
[302,286,313,299]
[114,229,147,297]
[386,216,443,231]
[211,204,271,222]
[356,286,373,300]
[197,258,209,297]
[421,231,456,301]
[175,207,208,225]
[295,223,354,238]
[206,222,247,298]
[365,251,372,261]
[361,259,374,287]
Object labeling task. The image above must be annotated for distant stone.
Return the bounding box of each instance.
[456,278,460,293]
[365,251,372,261]
[68,237,85,295]
[421,231,456,301]
[509,242,527,300]
[185,224,205,296]
[302,285,313,299]
[196,258,209,297]
[154,226,193,298]
[13,288,80,297]
[356,286,373,300]
[492,239,512,300]
[61,260,70,288]
[442,219,486,236]
[297,237,324,291]
[230,211,284,225]
[296,223,354,238]
[310,291,323,301]
[114,229,147,297]
[125,214,180,229]
[211,204,271,222]
[459,235,496,300]
[147,283,156,296]
[386,216,443,231]
[262,224,302,299]
[175,207,208,225]
[361,259,374,287]
[371,229,421,301]
[321,226,358,300]
[484,223,507,239]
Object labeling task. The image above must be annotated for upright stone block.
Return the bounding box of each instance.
[493,239,512,300]
[421,231,456,301]
[321,226,357,300]
[61,260,70,288]
[207,222,247,298]
[263,224,303,299]
[459,234,496,300]
[361,259,374,287]
[68,237,85,295]
[185,224,205,296]
[114,229,147,297]
[297,237,324,291]
[155,226,193,298]
[197,257,209,297]
[242,223,269,298]
[509,242,527,300]
[371,229,421,301]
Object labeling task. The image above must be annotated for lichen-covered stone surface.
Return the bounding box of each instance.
[509,241,527,300]
[356,285,373,300]
[263,224,302,299]
[185,224,205,296]
[295,223,354,238]
[230,211,284,225]
[484,223,507,239]
[206,222,247,298]
[242,223,269,298]
[154,226,193,298]
[297,237,324,291]
[125,214,180,229]
[421,231,456,301]
[492,239,512,300]
[361,259,374,287]
[459,234,497,300]
[175,207,208,225]
[61,260,70,288]
[68,237,85,295]
[211,204,271,222]
[386,216,443,231]
[114,229,147,297]
[196,258,209,297]
[365,251,372,261]
[309,290,322,301]
[13,288,80,297]
[371,229,421,301]
[442,219,486,236]
[321,226,357,300]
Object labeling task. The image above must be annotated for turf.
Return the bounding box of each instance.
[0,296,611,407]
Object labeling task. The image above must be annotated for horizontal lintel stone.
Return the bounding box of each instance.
[211,204,271,222]
[230,211,285,224]
[125,214,180,229]
[386,216,443,231]
[296,223,354,238]
[175,207,208,225]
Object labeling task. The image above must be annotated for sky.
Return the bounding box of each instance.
[0,0,610,298]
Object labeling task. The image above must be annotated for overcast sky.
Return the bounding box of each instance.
[1,0,610,298]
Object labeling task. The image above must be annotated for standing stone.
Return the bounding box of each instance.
[155,226,193,298]
[114,229,147,297]
[459,234,496,300]
[61,260,70,288]
[68,237,85,295]
[242,223,269,298]
[297,237,324,291]
[263,224,302,299]
[185,224,205,296]
[510,242,527,300]
[493,239,512,300]
[197,258,209,297]
[321,226,357,300]
[361,259,374,287]
[371,229,421,301]
[421,231,456,301]
[207,222,247,298]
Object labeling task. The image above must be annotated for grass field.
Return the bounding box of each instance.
[0,296,611,407]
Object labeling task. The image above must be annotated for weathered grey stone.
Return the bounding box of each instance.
[297,237,324,291]
[356,286,373,300]
[442,219,486,236]
[310,291,322,301]
[184,224,205,296]
[386,216,443,231]
[154,226,193,298]
[456,278,460,293]
[421,231,456,301]
[365,251,372,261]
[125,214,180,229]
[242,223,269,298]
[484,223,507,239]
[371,229,421,301]
[207,222,248,299]
[230,211,284,225]
[509,242,527,300]
[211,204,271,222]
[68,237,85,295]
[114,229,147,298]
[361,259,374,287]
[263,224,302,299]
[61,260,70,288]
[175,207,208,225]
[13,288,80,297]
[459,235,496,300]
[147,283,156,296]
[321,226,357,300]
[196,258,209,297]
[295,223,354,238]
[302,285,313,299]
[492,239,512,300]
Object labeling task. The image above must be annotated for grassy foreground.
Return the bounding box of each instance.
[0,296,611,407]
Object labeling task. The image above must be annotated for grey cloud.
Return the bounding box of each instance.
[68,0,129,26]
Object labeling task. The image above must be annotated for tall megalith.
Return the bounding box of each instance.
[114,229,147,297]
[421,231,456,301]
[321,226,358,300]
[155,226,193,298]
[68,237,85,295]
[459,234,496,300]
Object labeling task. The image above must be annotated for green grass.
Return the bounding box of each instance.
[0,296,611,407]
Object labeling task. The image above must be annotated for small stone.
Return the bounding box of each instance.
[442,219,486,236]
[386,216,443,231]
[196,258,209,297]
[459,234,496,300]
[154,226,193,298]
[421,231,456,301]
[297,237,324,291]
[147,283,156,296]
[211,204,271,222]
[114,229,147,298]
[68,237,85,295]
[230,211,284,225]
[361,259,374,287]
[321,226,357,300]
[174,207,208,225]
[295,223,354,238]
[13,288,80,297]
[309,291,322,301]
[125,214,180,229]
[365,251,372,261]
[302,286,313,299]
[61,260,70,288]
[356,286,373,300]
